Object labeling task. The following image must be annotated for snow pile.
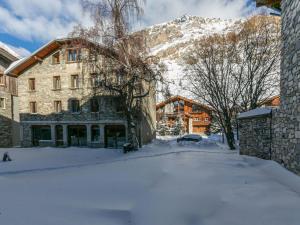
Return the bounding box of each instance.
[1,139,300,225]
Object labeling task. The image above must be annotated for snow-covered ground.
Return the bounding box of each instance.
[0,137,300,225]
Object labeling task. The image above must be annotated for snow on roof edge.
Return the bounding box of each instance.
[0,42,20,59]
[238,108,272,119]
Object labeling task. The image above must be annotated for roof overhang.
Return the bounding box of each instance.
[156,95,212,111]
[4,38,82,77]
[0,47,19,62]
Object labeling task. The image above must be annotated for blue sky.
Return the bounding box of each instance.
[0,0,258,57]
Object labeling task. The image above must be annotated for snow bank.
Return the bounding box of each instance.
[0,140,300,225]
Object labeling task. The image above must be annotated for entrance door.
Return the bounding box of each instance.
[68,125,87,146]
[32,125,51,146]
[105,125,126,148]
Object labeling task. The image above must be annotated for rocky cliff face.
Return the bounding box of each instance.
[140,15,279,101]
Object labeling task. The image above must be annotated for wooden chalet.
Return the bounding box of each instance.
[156,96,212,135]
[260,95,280,108]
[256,0,281,10]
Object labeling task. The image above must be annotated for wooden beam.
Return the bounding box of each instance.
[34,55,43,62]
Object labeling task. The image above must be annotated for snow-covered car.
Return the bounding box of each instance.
[177,134,202,143]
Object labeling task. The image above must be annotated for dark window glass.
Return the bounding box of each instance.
[29,78,35,91]
[71,99,80,113]
[90,98,99,112]
[91,125,100,142]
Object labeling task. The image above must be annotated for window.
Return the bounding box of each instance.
[30,101,37,113]
[70,75,79,89]
[91,125,100,142]
[52,51,60,64]
[67,49,81,62]
[194,118,200,121]
[205,118,209,122]
[192,104,202,112]
[53,76,61,90]
[54,101,62,113]
[0,75,5,86]
[90,74,102,88]
[90,98,99,113]
[0,98,5,109]
[28,78,36,91]
[70,99,80,113]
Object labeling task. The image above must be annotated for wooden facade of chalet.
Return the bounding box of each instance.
[156,96,212,134]
[260,95,280,108]
[256,0,281,10]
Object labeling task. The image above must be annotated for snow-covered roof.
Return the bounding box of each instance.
[238,108,272,119]
[0,41,20,59]
[4,57,28,74]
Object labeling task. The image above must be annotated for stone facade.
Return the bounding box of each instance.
[0,47,19,147]
[271,0,300,174]
[12,41,156,148]
[0,89,12,147]
[239,113,272,160]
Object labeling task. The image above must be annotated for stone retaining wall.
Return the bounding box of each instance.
[239,113,272,160]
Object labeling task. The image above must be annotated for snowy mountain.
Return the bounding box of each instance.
[140,15,279,102]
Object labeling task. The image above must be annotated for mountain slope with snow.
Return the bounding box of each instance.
[140,15,279,102]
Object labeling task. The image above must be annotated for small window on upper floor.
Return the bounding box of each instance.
[28,78,36,91]
[70,99,80,113]
[0,98,5,109]
[54,100,62,113]
[67,49,81,63]
[0,74,5,86]
[53,76,61,90]
[52,51,60,64]
[193,118,200,121]
[30,101,37,114]
[90,98,99,113]
[90,74,102,88]
[205,117,209,122]
[70,74,79,89]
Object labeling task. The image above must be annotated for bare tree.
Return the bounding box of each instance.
[184,34,242,149]
[71,0,162,149]
[184,16,280,149]
[238,16,280,111]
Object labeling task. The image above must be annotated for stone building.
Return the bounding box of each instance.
[0,44,19,147]
[239,0,300,175]
[272,0,300,174]
[5,38,156,148]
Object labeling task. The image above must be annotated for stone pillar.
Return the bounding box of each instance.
[86,124,92,146]
[50,124,56,147]
[63,125,68,147]
[100,124,105,147]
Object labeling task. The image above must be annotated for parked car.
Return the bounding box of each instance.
[177,134,202,143]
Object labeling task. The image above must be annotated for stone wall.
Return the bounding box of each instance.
[239,113,272,160]
[0,90,12,147]
[271,0,300,174]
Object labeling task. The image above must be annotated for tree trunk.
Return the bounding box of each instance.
[126,113,138,150]
[224,118,236,150]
